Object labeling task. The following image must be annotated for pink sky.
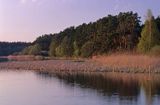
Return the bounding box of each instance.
[0,0,160,42]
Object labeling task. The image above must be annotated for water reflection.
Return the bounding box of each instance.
[37,72,160,105]
[0,58,9,62]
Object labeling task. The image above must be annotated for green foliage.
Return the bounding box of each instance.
[116,12,141,50]
[55,45,64,57]
[61,36,74,57]
[22,46,32,55]
[54,36,74,57]
[21,11,144,58]
[81,41,95,57]
[34,34,53,51]
[73,41,80,56]
[29,44,42,55]
[138,10,160,53]
[149,45,160,56]
[49,38,59,57]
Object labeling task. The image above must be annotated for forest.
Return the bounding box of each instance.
[2,10,160,57]
[0,42,30,56]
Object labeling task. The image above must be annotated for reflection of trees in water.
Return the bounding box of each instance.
[36,71,160,103]
[0,58,9,62]
[139,75,160,105]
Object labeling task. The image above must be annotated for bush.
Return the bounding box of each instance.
[149,45,160,56]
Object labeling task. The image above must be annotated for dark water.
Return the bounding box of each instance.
[0,70,160,105]
[0,58,9,62]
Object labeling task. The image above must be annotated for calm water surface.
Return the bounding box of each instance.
[0,70,160,105]
[0,58,9,62]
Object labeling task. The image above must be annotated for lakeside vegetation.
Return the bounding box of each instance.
[22,11,141,57]
[92,54,160,72]
[19,10,160,58]
[0,10,160,58]
[1,10,160,73]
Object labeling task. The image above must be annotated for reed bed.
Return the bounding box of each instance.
[0,60,105,72]
[92,54,160,73]
[1,54,160,74]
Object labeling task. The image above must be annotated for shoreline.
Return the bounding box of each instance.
[0,57,160,74]
[0,59,106,73]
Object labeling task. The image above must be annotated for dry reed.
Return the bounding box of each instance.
[92,54,160,72]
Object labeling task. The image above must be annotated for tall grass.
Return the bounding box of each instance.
[92,54,160,71]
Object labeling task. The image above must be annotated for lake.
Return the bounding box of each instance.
[0,58,9,62]
[0,70,160,105]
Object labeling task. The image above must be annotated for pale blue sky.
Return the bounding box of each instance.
[0,0,160,42]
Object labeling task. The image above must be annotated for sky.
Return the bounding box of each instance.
[0,0,160,42]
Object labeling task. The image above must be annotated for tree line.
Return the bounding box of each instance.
[0,42,30,56]
[21,10,160,57]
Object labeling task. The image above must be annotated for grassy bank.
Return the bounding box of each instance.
[0,54,160,74]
